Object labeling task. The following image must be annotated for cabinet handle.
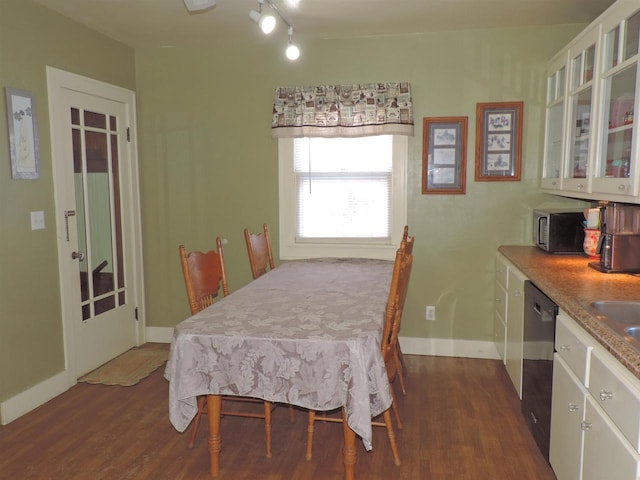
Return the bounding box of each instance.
[514,290,521,297]
[568,403,580,412]
[599,390,613,401]
[577,183,584,189]
[581,421,592,431]
[559,344,570,352]
[551,181,558,187]
[618,184,626,191]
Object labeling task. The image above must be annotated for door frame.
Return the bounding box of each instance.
[46,66,145,384]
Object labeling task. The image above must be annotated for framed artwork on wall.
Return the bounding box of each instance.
[422,116,468,194]
[5,87,40,179]
[475,101,523,182]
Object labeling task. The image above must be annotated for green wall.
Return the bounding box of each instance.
[0,0,135,402]
[135,26,588,340]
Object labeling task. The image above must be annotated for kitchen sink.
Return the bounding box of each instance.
[590,301,640,325]
[585,301,640,351]
[626,326,640,342]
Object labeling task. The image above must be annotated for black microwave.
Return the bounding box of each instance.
[533,209,585,253]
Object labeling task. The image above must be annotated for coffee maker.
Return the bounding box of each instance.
[590,202,640,273]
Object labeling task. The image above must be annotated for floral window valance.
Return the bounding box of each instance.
[271,82,414,138]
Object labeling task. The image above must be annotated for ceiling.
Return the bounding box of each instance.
[32,0,617,48]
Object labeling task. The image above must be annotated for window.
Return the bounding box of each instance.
[278,135,407,260]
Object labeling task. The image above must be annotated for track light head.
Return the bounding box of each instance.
[249,0,276,34]
[286,26,300,60]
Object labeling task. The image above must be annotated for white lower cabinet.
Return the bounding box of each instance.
[550,354,587,480]
[505,266,526,399]
[583,396,640,480]
[550,312,640,480]
[494,252,527,396]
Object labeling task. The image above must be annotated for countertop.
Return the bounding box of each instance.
[499,245,640,380]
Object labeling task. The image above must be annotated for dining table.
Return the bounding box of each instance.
[164,257,395,480]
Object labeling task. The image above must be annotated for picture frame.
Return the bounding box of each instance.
[474,101,523,182]
[422,116,468,194]
[5,87,40,179]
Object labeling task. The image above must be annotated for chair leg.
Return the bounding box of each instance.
[395,343,407,395]
[264,401,272,458]
[390,385,403,430]
[383,409,401,466]
[188,395,206,448]
[288,405,296,423]
[306,410,316,460]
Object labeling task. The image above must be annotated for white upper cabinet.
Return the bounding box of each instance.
[542,0,640,203]
[563,28,600,194]
[592,5,640,197]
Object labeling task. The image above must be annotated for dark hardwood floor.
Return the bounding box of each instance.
[0,347,556,479]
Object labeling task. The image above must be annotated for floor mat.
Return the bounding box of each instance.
[78,345,169,386]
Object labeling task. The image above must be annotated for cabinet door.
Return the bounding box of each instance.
[550,354,587,480]
[582,395,640,480]
[592,6,640,197]
[562,28,600,193]
[505,267,526,398]
[542,51,569,190]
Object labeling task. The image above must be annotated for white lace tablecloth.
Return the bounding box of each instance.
[165,257,394,450]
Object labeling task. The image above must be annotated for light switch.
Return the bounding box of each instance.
[31,211,45,230]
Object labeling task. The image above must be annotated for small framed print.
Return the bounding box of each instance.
[422,116,467,194]
[5,87,40,179]
[475,101,523,181]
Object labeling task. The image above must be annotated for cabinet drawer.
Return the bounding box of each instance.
[495,254,508,288]
[556,313,592,386]
[495,281,507,321]
[590,348,640,452]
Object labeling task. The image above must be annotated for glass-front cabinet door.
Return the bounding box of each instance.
[563,31,599,193]
[542,53,568,190]
[593,8,640,197]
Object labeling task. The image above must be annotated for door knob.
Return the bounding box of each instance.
[71,251,85,261]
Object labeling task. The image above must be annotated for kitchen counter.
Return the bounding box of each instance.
[499,245,640,380]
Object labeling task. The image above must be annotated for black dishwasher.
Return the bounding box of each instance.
[521,280,558,463]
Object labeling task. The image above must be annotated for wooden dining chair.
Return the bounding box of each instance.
[305,248,414,467]
[395,225,415,395]
[244,223,275,279]
[179,238,274,457]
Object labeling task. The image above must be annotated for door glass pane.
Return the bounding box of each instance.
[556,67,565,99]
[547,74,557,103]
[604,26,620,70]
[585,45,595,82]
[568,88,593,179]
[571,53,582,89]
[544,102,563,180]
[600,66,636,178]
[71,108,125,321]
[624,11,640,61]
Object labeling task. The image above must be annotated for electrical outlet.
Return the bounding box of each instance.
[425,305,435,321]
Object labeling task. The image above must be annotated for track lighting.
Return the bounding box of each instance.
[249,0,276,35]
[249,0,301,61]
[286,26,300,61]
[183,0,216,12]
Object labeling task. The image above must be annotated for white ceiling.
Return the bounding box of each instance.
[33,0,617,48]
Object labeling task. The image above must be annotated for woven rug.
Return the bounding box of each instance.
[78,345,169,387]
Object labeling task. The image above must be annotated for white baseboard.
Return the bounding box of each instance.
[0,370,73,425]
[145,326,174,343]
[399,336,500,360]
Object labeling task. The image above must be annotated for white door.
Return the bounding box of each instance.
[47,67,144,378]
